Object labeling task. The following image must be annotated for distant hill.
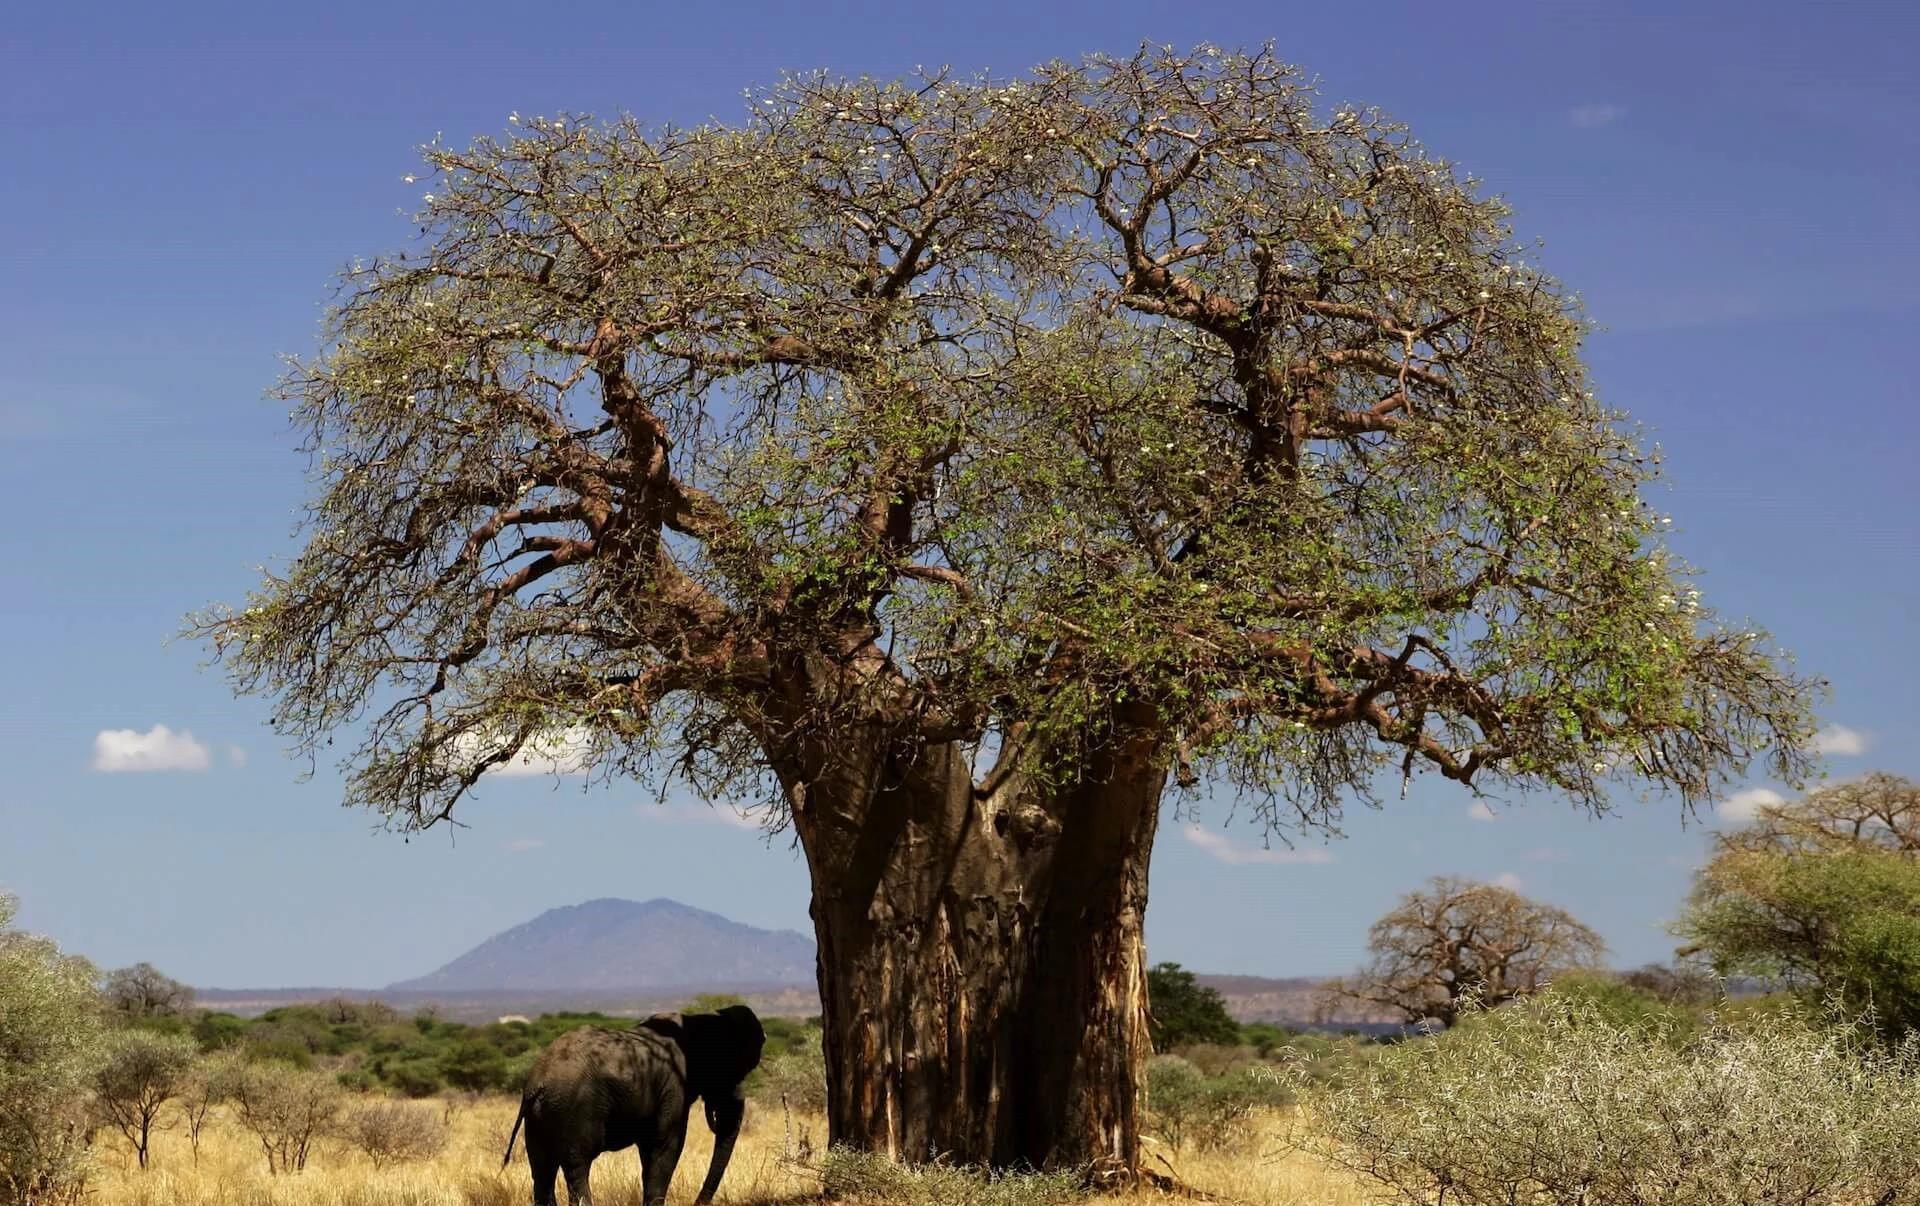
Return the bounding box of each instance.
[384,898,817,994]
[196,898,1400,1030]
[1195,973,1408,1035]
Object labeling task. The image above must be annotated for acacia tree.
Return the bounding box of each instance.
[93,1031,198,1170]
[1680,774,1920,1036]
[191,46,1815,1173]
[1326,876,1607,1028]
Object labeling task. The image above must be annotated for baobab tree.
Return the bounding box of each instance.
[191,46,1816,1175]
[1324,876,1607,1028]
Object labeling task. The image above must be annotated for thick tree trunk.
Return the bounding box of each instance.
[781,715,1165,1177]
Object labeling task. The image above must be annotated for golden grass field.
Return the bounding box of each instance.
[87,1097,1372,1206]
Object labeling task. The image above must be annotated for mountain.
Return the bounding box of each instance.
[385,898,816,993]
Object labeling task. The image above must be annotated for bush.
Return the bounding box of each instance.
[382,1058,446,1098]
[819,1148,1082,1206]
[1146,963,1241,1050]
[227,1061,344,1174]
[1144,1055,1287,1151]
[337,1100,449,1168]
[752,1029,827,1114]
[190,1012,247,1052]
[0,894,105,1206]
[438,1039,511,1093]
[1298,990,1920,1204]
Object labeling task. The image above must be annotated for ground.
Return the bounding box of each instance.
[87,1096,1370,1206]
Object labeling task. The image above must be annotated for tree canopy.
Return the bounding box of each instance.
[1146,962,1241,1049]
[1680,774,1920,1037]
[1716,772,1920,856]
[102,963,196,1021]
[190,45,1815,840]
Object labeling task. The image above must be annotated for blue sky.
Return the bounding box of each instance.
[2,0,1914,989]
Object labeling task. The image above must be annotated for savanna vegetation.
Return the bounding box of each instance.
[11,779,1920,1204]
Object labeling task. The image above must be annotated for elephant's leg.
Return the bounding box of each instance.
[528,1151,559,1206]
[640,1117,687,1206]
[562,1159,593,1206]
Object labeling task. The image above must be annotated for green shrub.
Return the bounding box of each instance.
[1146,963,1240,1050]
[382,1058,446,1098]
[0,895,105,1205]
[1144,1055,1286,1151]
[751,1029,827,1114]
[1298,990,1920,1204]
[439,1039,511,1093]
[190,1012,247,1052]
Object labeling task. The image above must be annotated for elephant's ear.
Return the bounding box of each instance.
[682,1005,765,1096]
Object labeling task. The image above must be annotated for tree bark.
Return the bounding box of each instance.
[779,713,1165,1177]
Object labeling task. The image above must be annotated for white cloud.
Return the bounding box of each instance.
[1569,103,1626,128]
[1813,725,1868,757]
[1182,826,1334,866]
[1467,801,1498,822]
[1720,787,1786,822]
[633,801,769,831]
[225,745,248,768]
[1494,872,1525,891]
[501,837,546,853]
[476,727,595,777]
[92,725,211,773]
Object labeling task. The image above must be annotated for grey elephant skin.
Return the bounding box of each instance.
[503,1004,765,1206]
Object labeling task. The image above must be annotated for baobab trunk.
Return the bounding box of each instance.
[783,724,1165,1176]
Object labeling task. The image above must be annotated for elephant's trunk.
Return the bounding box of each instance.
[695,1093,744,1205]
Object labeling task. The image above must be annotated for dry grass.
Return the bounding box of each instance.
[86,1096,1370,1206]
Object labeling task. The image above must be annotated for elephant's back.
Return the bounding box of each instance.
[525,1026,685,1102]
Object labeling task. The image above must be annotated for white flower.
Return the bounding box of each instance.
[1478,290,1491,300]
[508,112,519,123]
[423,193,434,203]
[1045,127,1057,136]
[402,174,416,184]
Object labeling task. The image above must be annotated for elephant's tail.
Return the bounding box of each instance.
[502,1098,527,1169]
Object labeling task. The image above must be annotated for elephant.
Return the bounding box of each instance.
[503,1004,765,1206]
